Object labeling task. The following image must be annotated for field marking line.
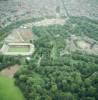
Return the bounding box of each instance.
[16,31,25,42]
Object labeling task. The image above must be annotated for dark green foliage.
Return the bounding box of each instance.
[15,17,98,100]
[0,55,21,70]
[69,17,98,40]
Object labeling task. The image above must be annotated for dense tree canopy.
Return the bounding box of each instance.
[0,54,21,70]
[15,17,98,100]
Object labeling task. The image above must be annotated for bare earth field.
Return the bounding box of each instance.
[23,18,66,28]
[77,41,91,49]
[65,35,98,55]
[33,18,66,26]
[0,64,20,78]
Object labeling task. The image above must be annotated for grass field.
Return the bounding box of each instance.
[8,46,30,52]
[0,75,24,100]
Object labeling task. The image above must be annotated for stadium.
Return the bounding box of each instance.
[0,28,34,56]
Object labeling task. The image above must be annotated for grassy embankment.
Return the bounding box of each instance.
[0,75,24,100]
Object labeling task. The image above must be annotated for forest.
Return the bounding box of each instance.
[0,54,21,70]
[14,17,98,100]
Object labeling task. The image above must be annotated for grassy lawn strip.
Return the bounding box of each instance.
[0,75,24,100]
[8,47,30,52]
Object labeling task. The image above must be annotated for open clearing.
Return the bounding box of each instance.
[65,35,98,55]
[0,65,20,78]
[77,41,91,49]
[33,18,66,26]
[21,18,66,28]
[0,75,24,100]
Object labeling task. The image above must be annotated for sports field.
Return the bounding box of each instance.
[0,75,24,100]
[8,46,30,52]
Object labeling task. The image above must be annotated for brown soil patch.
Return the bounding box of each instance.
[77,41,91,49]
[0,64,20,78]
